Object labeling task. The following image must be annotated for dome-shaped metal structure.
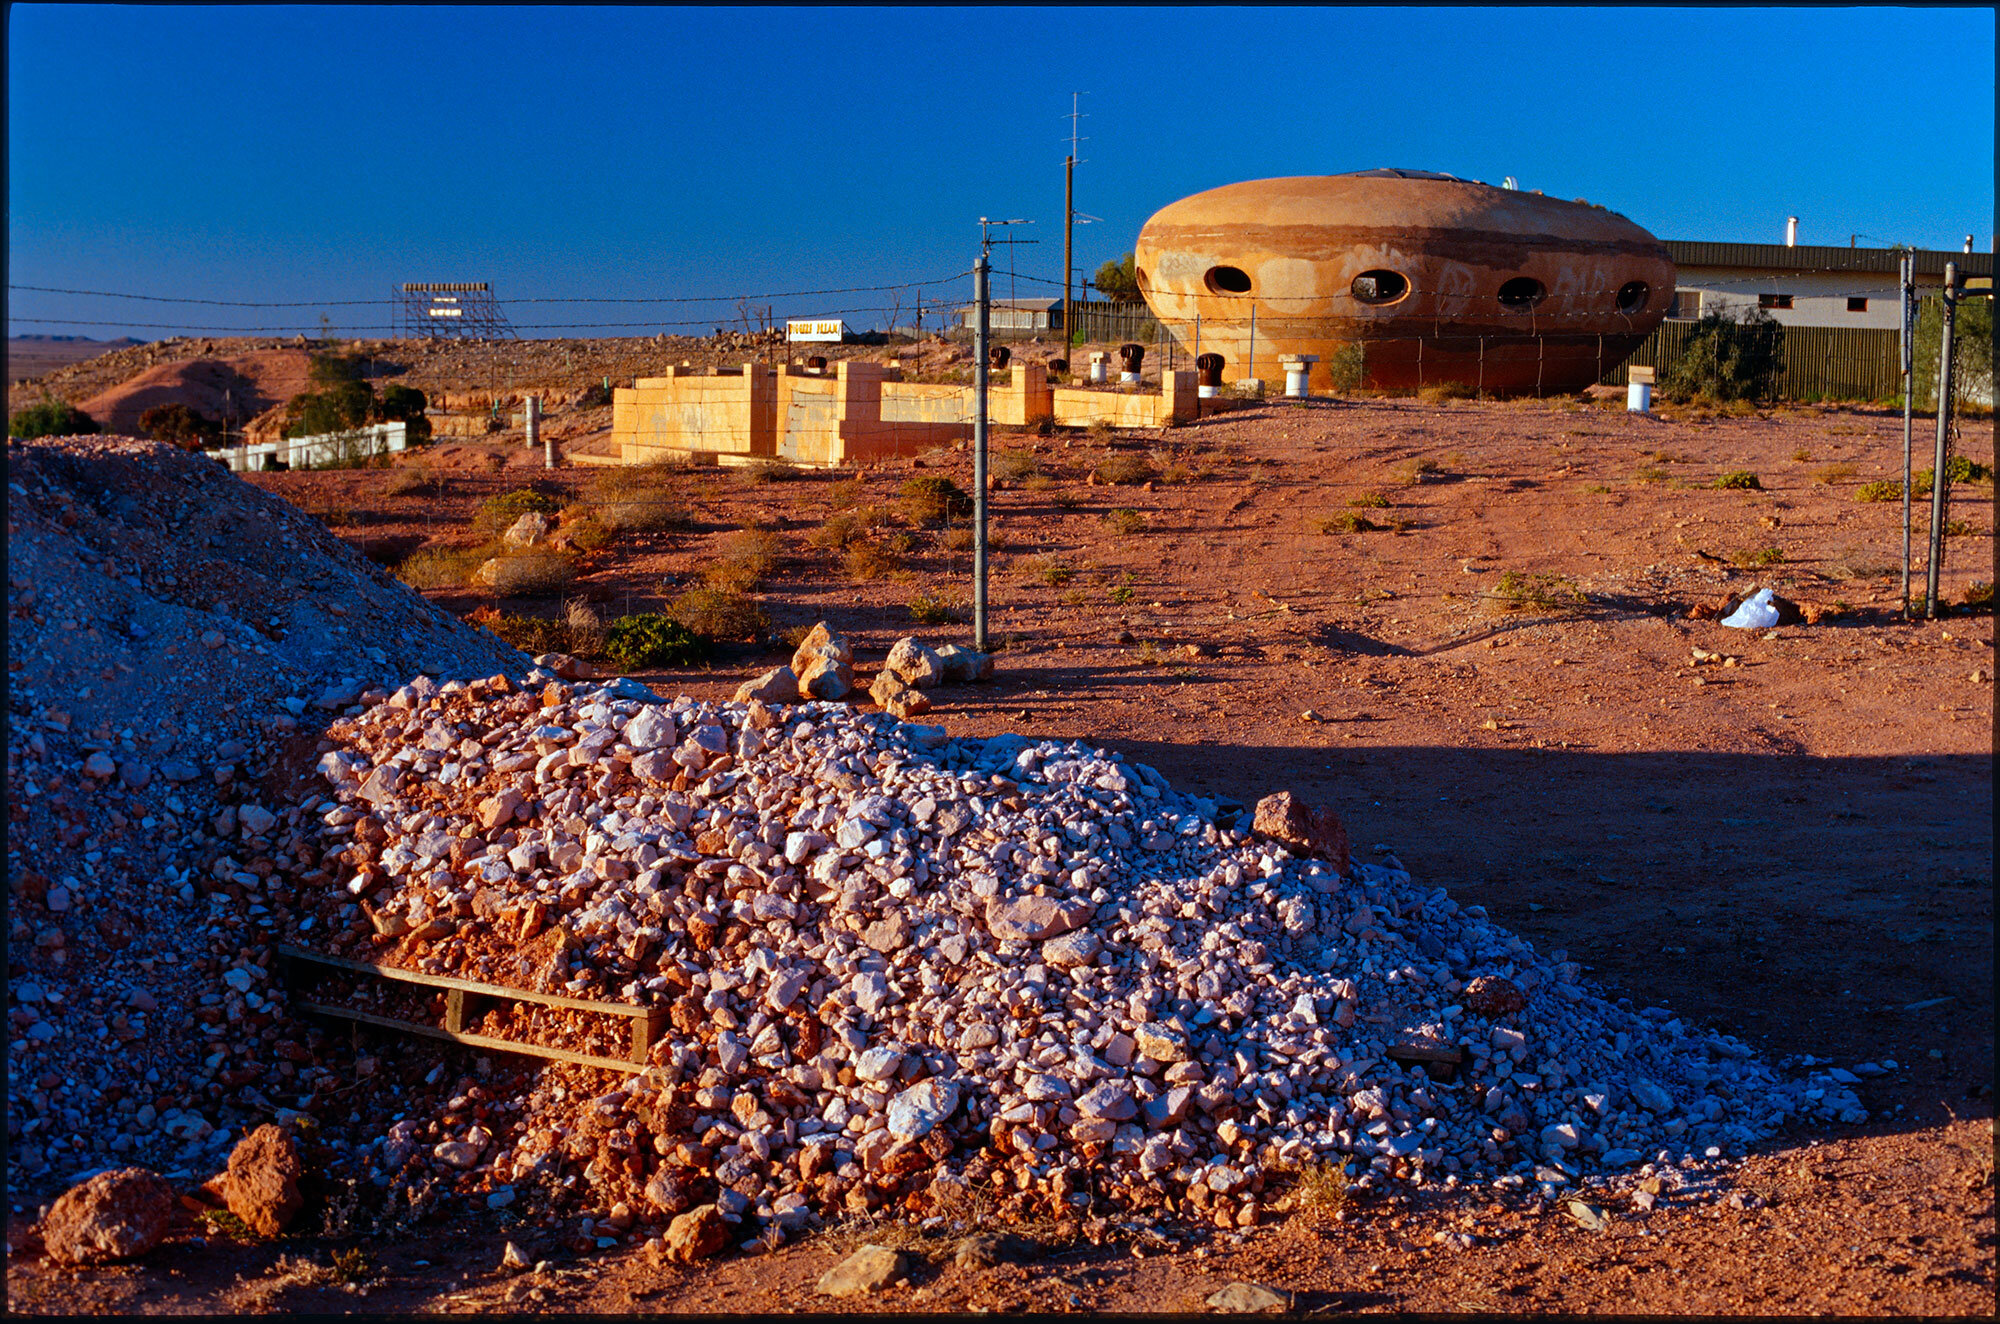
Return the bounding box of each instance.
[1133,172,1674,395]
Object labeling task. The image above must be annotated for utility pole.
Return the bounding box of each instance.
[1064,93,1086,352]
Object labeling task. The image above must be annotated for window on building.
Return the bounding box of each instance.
[1847,297,1869,312]
[1671,289,1702,318]
[1758,293,1794,310]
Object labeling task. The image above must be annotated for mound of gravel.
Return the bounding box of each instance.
[5,434,527,1188]
[281,678,1867,1245]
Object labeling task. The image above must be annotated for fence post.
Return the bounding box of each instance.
[1899,253,1915,616]
[1924,262,1958,619]
[973,254,991,653]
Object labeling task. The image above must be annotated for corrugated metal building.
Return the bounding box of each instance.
[1663,240,1993,329]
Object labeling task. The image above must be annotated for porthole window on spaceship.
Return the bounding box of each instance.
[1497,277,1547,309]
[1203,265,1253,295]
[1616,281,1650,313]
[1351,270,1409,305]
[1135,267,1151,294]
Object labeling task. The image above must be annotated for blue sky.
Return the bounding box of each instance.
[8,5,1994,339]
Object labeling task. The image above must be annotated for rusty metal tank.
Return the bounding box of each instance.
[1133,169,1675,395]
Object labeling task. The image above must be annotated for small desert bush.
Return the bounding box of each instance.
[1493,570,1584,611]
[1023,554,1075,587]
[995,449,1039,483]
[703,528,781,591]
[1051,488,1084,510]
[845,534,911,579]
[1105,507,1146,535]
[807,507,884,550]
[1633,464,1670,485]
[1021,471,1055,493]
[1964,582,1993,610]
[1293,1160,1351,1214]
[1712,471,1763,491]
[1349,492,1392,508]
[604,613,707,669]
[383,464,441,498]
[469,607,572,656]
[396,544,488,590]
[737,458,800,485]
[557,504,611,554]
[483,549,577,597]
[667,587,766,642]
[899,475,974,527]
[564,598,607,655]
[1945,518,1982,537]
[1398,456,1443,485]
[1734,545,1784,567]
[1417,381,1476,403]
[1318,512,1387,534]
[1812,463,1857,484]
[1855,480,1901,503]
[477,488,560,532]
[1791,447,1814,462]
[597,492,688,533]
[907,587,966,626]
[829,476,867,509]
[1094,453,1157,486]
[589,457,688,499]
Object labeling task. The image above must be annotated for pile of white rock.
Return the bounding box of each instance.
[291,675,1867,1241]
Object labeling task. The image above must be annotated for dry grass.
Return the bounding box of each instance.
[845,533,912,580]
[668,586,766,641]
[483,549,578,597]
[396,543,488,590]
[1398,456,1443,485]
[1022,553,1075,586]
[1492,570,1585,612]
[703,528,781,591]
[807,507,885,551]
[907,587,967,625]
[1813,463,1858,484]
[1094,453,1157,486]
[995,449,1039,483]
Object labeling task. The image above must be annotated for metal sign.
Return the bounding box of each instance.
[786,319,847,342]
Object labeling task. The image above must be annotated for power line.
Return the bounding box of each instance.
[5,272,973,309]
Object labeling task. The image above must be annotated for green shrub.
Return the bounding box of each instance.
[558,505,611,554]
[667,587,766,642]
[1494,570,1584,611]
[995,449,1039,483]
[476,610,574,656]
[477,488,560,531]
[1854,480,1902,503]
[1711,471,1763,491]
[1348,492,1391,508]
[1105,507,1146,535]
[1318,512,1383,534]
[139,403,221,450]
[604,613,707,669]
[1024,554,1075,586]
[899,475,973,526]
[9,399,99,438]
[808,507,883,550]
[906,587,966,626]
[1735,545,1785,567]
[1661,308,1783,403]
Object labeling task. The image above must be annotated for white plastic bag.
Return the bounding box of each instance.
[1720,587,1779,630]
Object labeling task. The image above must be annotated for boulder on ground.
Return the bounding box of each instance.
[735,665,801,704]
[41,1167,179,1265]
[885,636,945,688]
[790,622,853,676]
[534,652,598,681]
[1207,1281,1290,1313]
[817,1243,909,1296]
[503,512,553,548]
[935,643,993,682]
[222,1123,305,1236]
[798,652,855,702]
[869,670,932,718]
[664,1203,730,1262]
[1250,791,1350,877]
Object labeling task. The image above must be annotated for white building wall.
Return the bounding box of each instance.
[1673,266,1939,330]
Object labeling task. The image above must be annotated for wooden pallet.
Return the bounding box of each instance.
[275,943,668,1075]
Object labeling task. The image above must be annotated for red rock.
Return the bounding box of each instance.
[664,1203,729,1262]
[221,1124,305,1236]
[1463,975,1526,1017]
[41,1167,178,1265]
[1250,791,1351,876]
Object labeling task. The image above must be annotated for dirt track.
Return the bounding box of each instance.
[6,380,1994,1314]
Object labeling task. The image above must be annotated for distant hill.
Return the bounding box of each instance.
[8,335,149,384]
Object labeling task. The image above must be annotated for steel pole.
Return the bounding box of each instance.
[1924,262,1957,619]
[1900,254,1915,616]
[974,254,991,653]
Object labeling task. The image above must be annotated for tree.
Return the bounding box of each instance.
[8,399,100,439]
[1914,292,1993,409]
[283,377,375,438]
[139,403,222,450]
[1660,306,1784,403]
[376,383,432,443]
[1094,252,1142,303]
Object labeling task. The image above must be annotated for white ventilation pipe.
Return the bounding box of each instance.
[1785,217,1798,247]
[1088,352,1108,384]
